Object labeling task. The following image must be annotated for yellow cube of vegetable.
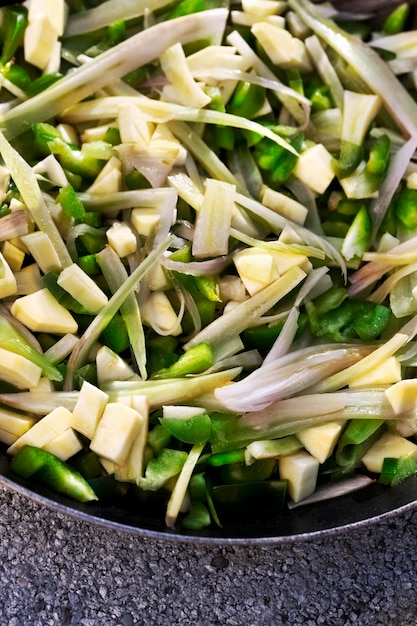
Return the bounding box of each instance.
[362,432,417,474]
[90,403,143,465]
[106,221,137,258]
[8,406,74,456]
[0,348,42,390]
[57,263,108,314]
[279,450,319,502]
[43,428,83,461]
[0,252,17,299]
[293,143,335,194]
[297,421,344,464]
[11,288,78,334]
[71,381,109,440]
[385,379,417,415]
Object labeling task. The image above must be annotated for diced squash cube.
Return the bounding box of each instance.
[7,406,74,455]
[251,22,312,71]
[14,264,43,295]
[234,247,279,295]
[296,421,344,464]
[86,156,122,194]
[28,0,67,35]
[0,430,20,446]
[348,356,402,388]
[11,288,78,334]
[71,381,109,440]
[30,377,54,393]
[362,432,417,474]
[24,14,60,70]
[21,231,62,274]
[146,260,171,291]
[294,143,335,194]
[385,379,417,415]
[279,450,319,502]
[96,346,138,386]
[131,207,161,238]
[2,241,25,272]
[0,252,17,299]
[90,402,143,465]
[57,263,108,314]
[234,246,310,296]
[242,0,286,17]
[106,221,137,258]
[43,428,83,461]
[0,348,42,390]
[0,407,36,437]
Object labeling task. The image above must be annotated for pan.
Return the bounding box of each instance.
[1,0,417,545]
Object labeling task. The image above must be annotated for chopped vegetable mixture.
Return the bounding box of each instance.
[2,0,417,530]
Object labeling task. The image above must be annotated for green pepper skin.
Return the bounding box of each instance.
[10,445,98,503]
[380,455,417,486]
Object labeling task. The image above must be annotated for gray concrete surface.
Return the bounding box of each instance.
[0,484,416,626]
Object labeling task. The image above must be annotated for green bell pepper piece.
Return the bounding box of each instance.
[10,445,98,503]
[159,412,212,444]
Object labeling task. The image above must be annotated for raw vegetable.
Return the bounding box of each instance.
[2,0,417,531]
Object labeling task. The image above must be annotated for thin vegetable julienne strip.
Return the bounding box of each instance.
[64,234,174,391]
[0,9,229,139]
[0,130,72,268]
[104,368,243,409]
[64,0,174,37]
[96,245,148,380]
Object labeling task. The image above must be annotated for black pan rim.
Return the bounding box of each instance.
[2,469,417,546]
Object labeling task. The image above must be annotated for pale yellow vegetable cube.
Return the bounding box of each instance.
[293,143,335,194]
[71,381,109,440]
[2,241,25,272]
[57,263,108,314]
[11,288,78,334]
[0,430,19,446]
[30,377,54,393]
[14,264,43,295]
[0,407,36,437]
[96,346,138,386]
[362,432,417,474]
[242,0,286,17]
[90,403,143,465]
[348,356,402,388]
[297,421,344,464]
[385,379,417,415]
[0,348,42,390]
[131,207,161,238]
[8,406,74,455]
[24,15,59,70]
[106,221,137,258]
[43,428,83,461]
[279,450,319,502]
[21,231,62,274]
[0,252,17,299]
[234,247,279,295]
[251,22,312,72]
[28,0,67,35]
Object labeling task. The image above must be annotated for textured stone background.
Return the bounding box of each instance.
[0,485,417,625]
